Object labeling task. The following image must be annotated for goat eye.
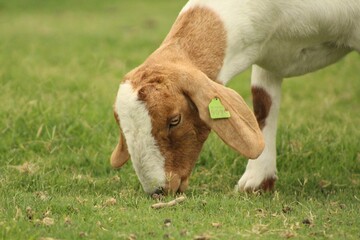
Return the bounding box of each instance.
[169,115,181,128]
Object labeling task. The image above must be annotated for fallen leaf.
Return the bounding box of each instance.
[26,206,34,221]
[211,222,222,228]
[163,233,171,239]
[111,175,120,182]
[79,232,88,238]
[251,224,269,234]
[97,221,108,231]
[164,219,171,227]
[42,217,54,226]
[319,180,331,188]
[64,216,72,225]
[103,197,117,206]
[128,233,137,240]
[281,231,297,239]
[10,162,39,174]
[194,234,212,240]
[76,196,88,205]
[35,191,50,201]
[180,229,188,236]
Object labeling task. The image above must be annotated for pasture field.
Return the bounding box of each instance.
[0,0,359,239]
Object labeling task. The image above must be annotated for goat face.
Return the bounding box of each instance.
[111,64,265,195]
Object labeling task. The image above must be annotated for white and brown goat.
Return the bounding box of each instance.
[111,0,360,194]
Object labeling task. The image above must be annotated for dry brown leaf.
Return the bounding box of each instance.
[103,197,117,206]
[42,217,55,226]
[319,180,331,188]
[10,162,39,174]
[64,216,72,225]
[193,234,212,240]
[164,219,171,227]
[35,191,50,201]
[26,206,34,220]
[281,231,297,239]
[76,196,88,204]
[252,224,269,234]
[43,210,51,218]
[211,222,222,228]
[128,233,137,240]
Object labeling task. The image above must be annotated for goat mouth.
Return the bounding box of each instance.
[150,177,189,197]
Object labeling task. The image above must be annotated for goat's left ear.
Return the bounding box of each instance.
[110,111,130,168]
[179,69,265,159]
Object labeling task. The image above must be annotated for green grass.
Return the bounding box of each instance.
[0,0,359,239]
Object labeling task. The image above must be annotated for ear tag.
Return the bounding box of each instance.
[208,97,231,119]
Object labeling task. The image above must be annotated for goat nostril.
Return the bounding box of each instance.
[154,187,164,195]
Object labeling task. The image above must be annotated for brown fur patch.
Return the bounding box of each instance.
[252,87,272,129]
[260,177,277,191]
[162,7,226,80]
[128,7,226,89]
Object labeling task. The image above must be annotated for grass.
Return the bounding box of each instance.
[0,0,359,239]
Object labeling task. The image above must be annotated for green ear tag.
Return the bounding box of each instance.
[208,97,231,119]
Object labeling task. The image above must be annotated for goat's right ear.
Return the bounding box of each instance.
[110,111,130,168]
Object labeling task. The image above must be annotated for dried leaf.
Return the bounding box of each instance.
[281,231,297,239]
[43,210,51,218]
[103,197,117,206]
[35,191,50,201]
[194,234,212,240]
[211,222,222,228]
[42,217,55,226]
[128,233,137,240]
[26,206,34,221]
[64,216,72,225]
[76,196,88,205]
[79,232,88,238]
[164,219,171,227]
[10,162,39,174]
[319,180,331,188]
[251,224,269,234]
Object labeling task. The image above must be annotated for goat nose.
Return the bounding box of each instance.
[154,187,164,195]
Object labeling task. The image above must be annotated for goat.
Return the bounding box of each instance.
[111,0,360,195]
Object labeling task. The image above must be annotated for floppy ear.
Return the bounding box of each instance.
[110,111,130,168]
[179,69,265,159]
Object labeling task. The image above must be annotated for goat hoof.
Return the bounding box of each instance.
[237,173,278,193]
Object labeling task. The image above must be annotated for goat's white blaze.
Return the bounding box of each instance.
[115,82,166,194]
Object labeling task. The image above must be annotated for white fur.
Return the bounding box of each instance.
[182,0,360,83]
[115,82,166,194]
[238,66,282,190]
[180,0,360,191]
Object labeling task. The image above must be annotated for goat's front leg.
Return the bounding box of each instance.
[237,65,283,192]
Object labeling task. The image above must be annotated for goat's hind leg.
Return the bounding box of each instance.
[237,65,282,192]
